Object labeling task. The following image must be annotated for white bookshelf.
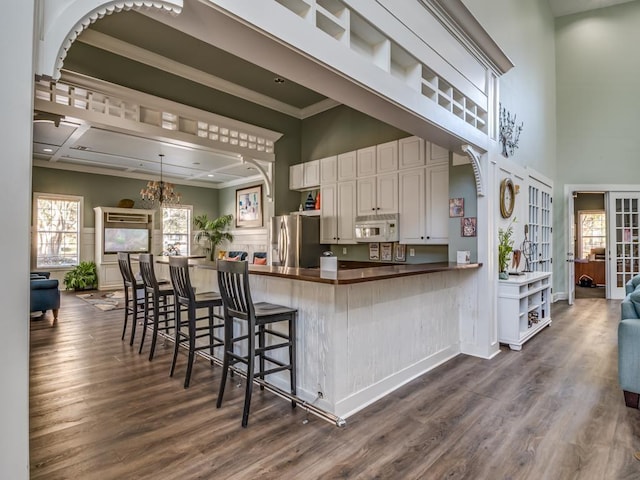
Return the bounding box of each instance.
[498,271,552,350]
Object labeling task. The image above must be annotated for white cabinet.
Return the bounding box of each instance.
[320,180,356,244]
[337,151,357,180]
[320,155,337,184]
[399,136,425,169]
[289,163,304,190]
[399,168,425,243]
[399,164,448,244]
[356,146,377,177]
[425,164,449,243]
[427,141,449,165]
[356,173,398,216]
[289,159,320,190]
[356,142,398,176]
[498,272,552,351]
[376,140,398,173]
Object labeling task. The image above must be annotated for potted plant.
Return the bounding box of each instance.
[498,223,515,280]
[63,261,98,290]
[193,214,234,261]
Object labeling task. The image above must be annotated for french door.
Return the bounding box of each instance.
[608,192,640,299]
[528,174,553,273]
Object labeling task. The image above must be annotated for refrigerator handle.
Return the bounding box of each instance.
[279,219,287,265]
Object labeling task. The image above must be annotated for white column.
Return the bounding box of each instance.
[0,1,35,477]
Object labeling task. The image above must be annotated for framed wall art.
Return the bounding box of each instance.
[381,242,393,261]
[369,242,380,261]
[236,184,263,228]
[394,243,406,262]
[461,217,477,237]
[449,197,464,217]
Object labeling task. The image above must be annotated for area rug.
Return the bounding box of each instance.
[76,290,126,311]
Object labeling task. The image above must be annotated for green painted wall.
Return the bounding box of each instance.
[554,2,640,295]
[448,163,478,263]
[300,105,409,161]
[32,167,219,227]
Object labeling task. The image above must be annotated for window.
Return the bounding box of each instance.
[33,193,82,268]
[578,210,606,259]
[162,206,191,256]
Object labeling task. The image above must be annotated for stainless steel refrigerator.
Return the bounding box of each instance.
[270,214,325,268]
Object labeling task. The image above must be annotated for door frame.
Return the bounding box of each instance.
[565,183,640,301]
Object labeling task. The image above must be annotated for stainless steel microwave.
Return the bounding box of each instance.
[354,214,399,242]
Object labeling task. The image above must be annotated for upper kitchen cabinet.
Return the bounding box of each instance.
[356,146,377,177]
[398,136,425,170]
[290,159,320,190]
[427,142,449,166]
[399,163,449,245]
[337,151,357,181]
[320,155,337,184]
[376,140,398,173]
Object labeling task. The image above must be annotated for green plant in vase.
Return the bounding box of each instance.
[193,214,234,261]
[63,261,98,290]
[498,221,515,280]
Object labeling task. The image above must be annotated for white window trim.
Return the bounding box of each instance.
[32,192,84,270]
[162,205,193,256]
[577,209,606,260]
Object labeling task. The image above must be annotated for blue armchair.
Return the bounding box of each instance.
[30,273,60,320]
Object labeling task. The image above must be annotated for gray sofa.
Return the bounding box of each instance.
[618,274,640,408]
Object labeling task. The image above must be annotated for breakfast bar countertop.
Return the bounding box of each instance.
[195,260,482,285]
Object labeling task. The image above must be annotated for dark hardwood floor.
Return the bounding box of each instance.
[30,292,640,479]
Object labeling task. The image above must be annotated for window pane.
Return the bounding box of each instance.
[35,196,81,267]
[162,207,191,255]
[579,211,606,259]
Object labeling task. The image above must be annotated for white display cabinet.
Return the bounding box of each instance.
[94,207,155,290]
[498,271,552,350]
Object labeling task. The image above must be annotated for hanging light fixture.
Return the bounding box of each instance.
[140,154,182,207]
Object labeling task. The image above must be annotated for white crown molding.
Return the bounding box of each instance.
[299,98,341,119]
[36,0,183,81]
[420,0,514,76]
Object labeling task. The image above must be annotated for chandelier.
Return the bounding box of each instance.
[140,154,182,207]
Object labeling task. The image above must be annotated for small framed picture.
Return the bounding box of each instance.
[394,243,406,262]
[381,242,393,261]
[449,197,464,217]
[461,217,477,237]
[369,242,380,261]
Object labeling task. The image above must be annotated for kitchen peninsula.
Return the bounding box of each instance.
[175,260,482,421]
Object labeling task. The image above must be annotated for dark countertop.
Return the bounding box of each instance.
[195,260,482,285]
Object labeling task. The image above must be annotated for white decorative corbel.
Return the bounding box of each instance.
[461,144,485,197]
[242,158,273,201]
[36,0,183,81]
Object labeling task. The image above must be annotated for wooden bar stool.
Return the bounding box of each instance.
[117,252,145,346]
[138,254,174,361]
[168,256,224,388]
[216,259,297,427]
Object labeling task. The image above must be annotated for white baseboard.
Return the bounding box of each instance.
[334,346,458,419]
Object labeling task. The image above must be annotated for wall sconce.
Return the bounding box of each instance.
[499,104,523,158]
